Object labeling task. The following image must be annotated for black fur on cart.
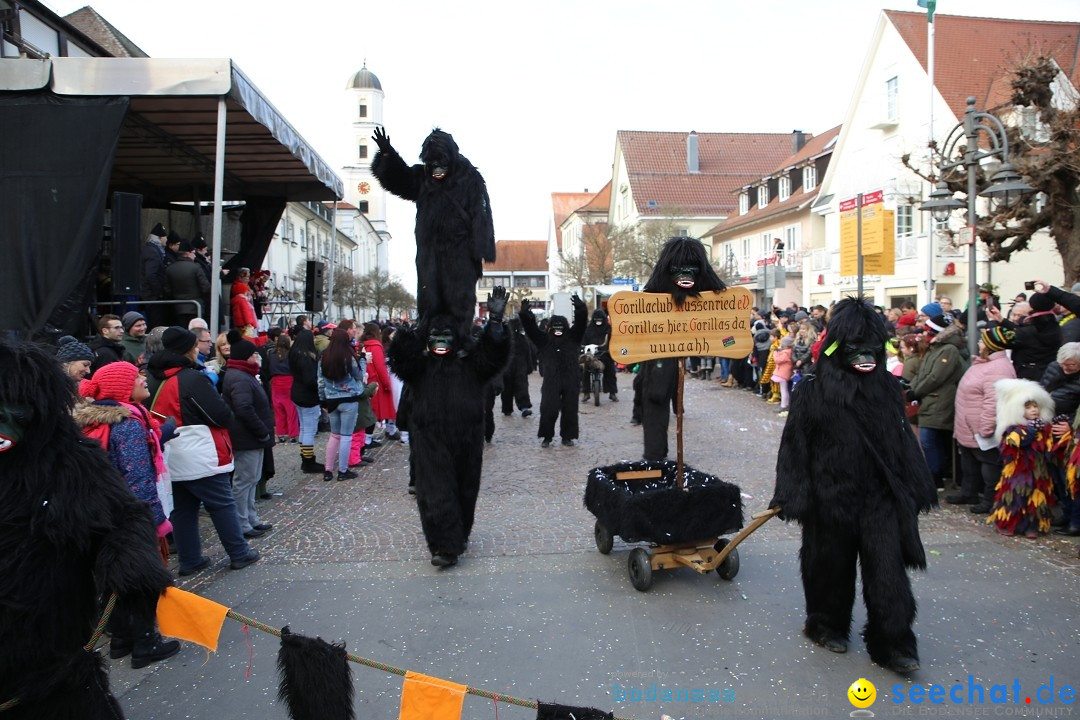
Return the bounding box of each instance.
[584,460,744,545]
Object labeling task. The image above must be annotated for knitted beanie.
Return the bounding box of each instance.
[80,361,138,402]
[162,326,197,354]
[924,314,951,334]
[981,326,1014,353]
[122,311,146,333]
[230,339,257,361]
[56,335,94,363]
[920,302,942,318]
[1029,292,1055,313]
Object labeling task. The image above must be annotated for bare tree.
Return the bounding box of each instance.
[611,211,687,281]
[557,223,615,288]
[903,54,1080,284]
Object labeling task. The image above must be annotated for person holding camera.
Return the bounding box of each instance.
[986,280,1080,382]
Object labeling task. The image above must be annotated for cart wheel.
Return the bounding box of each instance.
[594,520,613,555]
[714,538,740,581]
[592,376,601,406]
[628,548,653,591]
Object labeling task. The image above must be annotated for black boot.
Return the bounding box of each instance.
[109,636,134,659]
[131,631,181,669]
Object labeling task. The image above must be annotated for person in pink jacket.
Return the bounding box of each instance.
[771,334,795,416]
[950,326,1017,513]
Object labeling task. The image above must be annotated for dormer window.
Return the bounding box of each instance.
[778,176,791,202]
[803,166,817,191]
[757,186,768,209]
[739,192,749,216]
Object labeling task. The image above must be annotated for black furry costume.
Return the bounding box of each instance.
[639,237,725,461]
[372,127,495,341]
[581,309,618,399]
[387,310,510,562]
[501,318,535,415]
[770,297,937,674]
[0,340,173,718]
[519,296,587,444]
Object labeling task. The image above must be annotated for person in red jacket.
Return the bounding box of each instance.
[362,322,397,443]
[230,281,258,337]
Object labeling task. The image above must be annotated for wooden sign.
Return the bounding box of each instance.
[608,288,755,364]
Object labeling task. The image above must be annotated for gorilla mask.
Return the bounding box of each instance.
[549,316,569,337]
[427,328,455,356]
[821,296,888,376]
[0,404,28,452]
[591,309,607,326]
[643,236,725,308]
[421,129,458,182]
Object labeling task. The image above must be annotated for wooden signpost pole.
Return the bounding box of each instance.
[676,359,685,489]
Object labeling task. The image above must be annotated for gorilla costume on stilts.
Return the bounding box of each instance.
[371,126,495,343]
[387,289,511,567]
[770,296,937,674]
[519,295,587,447]
[638,236,725,461]
[0,339,173,719]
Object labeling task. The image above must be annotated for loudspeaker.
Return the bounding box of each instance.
[110,192,143,294]
[304,260,325,313]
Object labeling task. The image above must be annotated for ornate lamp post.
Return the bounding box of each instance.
[920,97,1034,357]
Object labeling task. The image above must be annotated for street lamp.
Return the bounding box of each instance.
[919,96,1034,357]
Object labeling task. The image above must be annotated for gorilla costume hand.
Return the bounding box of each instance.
[487,286,508,324]
[520,298,531,314]
[571,294,585,312]
[373,127,393,154]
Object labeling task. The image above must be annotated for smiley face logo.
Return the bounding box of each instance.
[847,678,876,709]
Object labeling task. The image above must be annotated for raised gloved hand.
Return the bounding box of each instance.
[487,286,508,323]
[372,127,393,153]
[520,298,531,315]
[571,294,585,311]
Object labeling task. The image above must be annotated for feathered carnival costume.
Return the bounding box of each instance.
[770,296,937,674]
[988,378,1061,536]
[0,339,173,719]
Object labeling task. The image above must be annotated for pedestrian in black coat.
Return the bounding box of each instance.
[519,295,587,447]
[164,241,211,329]
[500,317,535,416]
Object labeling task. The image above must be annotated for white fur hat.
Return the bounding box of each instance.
[994,378,1054,445]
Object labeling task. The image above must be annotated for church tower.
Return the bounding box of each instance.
[342,62,389,273]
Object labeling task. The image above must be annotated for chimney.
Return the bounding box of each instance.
[687,131,699,174]
[792,129,807,154]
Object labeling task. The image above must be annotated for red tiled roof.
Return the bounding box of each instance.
[772,125,841,174]
[579,181,611,213]
[704,189,816,239]
[63,7,148,58]
[617,131,797,215]
[486,241,548,272]
[886,11,1080,117]
[551,191,596,251]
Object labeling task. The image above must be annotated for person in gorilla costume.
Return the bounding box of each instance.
[638,236,726,461]
[387,288,511,568]
[0,339,173,718]
[580,308,618,403]
[371,126,495,342]
[500,317,535,417]
[770,296,937,674]
[519,294,587,447]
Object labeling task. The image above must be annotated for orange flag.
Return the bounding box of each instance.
[156,586,229,652]
[399,671,467,720]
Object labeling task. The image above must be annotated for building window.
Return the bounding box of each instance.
[784,224,799,258]
[358,201,369,214]
[742,237,751,258]
[886,76,899,122]
[803,166,817,191]
[358,144,368,160]
[757,186,768,209]
[299,228,306,250]
[739,192,749,215]
[896,205,914,237]
[358,103,367,118]
[760,234,772,258]
[778,176,791,202]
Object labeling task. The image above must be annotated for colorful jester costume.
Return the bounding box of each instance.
[987,379,1062,537]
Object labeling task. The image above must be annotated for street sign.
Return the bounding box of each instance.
[611,277,635,285]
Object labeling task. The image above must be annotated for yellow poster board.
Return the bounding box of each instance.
[839,209,895,276]
[608,288,754,364]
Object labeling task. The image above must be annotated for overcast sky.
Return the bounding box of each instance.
[44,0,1080,291]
